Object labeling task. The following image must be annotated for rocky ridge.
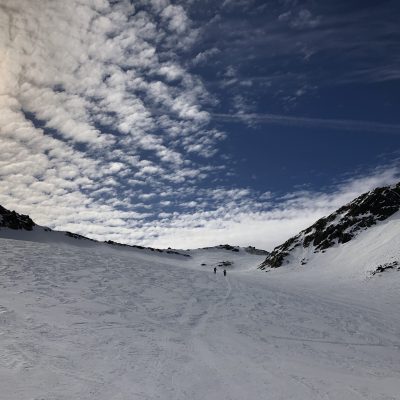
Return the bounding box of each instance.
[259,182,400,270]
[0,205,36,231]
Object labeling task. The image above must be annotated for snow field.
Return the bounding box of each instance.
[0,237,399,399]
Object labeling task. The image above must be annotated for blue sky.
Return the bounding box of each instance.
[192,0,400,190]
[0,0,399,249]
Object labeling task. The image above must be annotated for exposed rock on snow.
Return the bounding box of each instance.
[217,260,233,267]
[370,261,400,276]
[244,246,270,256]
[105,240,190,257]
[202,244,240,252]
[0,205,35,230]
[200,244,269,256]
[66,231,96,241]
[260,182,400,270]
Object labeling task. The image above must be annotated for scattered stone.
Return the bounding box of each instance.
[371,261,399,276]
[218,260,233,267]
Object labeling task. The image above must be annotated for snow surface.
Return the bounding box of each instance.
[1,231,400,399]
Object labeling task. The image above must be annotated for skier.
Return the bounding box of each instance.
[214,267,217,273]
[223,269,226,276]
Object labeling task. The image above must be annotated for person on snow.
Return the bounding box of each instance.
[214,267,217,273]
[223,269,227,276]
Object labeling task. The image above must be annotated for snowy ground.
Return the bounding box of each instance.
[1,237,400,399]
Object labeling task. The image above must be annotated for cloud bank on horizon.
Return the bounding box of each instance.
[0,0,399,250]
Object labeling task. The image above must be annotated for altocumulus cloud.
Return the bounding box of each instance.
[0,0,221,238]
[0,0,398,250]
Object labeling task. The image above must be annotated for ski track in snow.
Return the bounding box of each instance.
[0,238,400,399]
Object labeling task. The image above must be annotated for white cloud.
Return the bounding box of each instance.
[279,9,321,30]
[192,47,220,66]
[136,166,400,250]
[161,5,190,34]
[0,0,226,241]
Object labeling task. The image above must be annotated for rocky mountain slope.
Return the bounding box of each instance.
[259,182,400,272]
[0,205,36,230]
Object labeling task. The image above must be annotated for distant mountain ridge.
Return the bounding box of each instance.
[0,205,189,256]
[201,244,269,256]
[0,205,268,258]
[259,182,400,270]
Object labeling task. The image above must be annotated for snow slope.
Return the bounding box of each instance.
[0,204,190,257]
[260,182,400,279]
[260,210,400,281]
[1,236,400,400]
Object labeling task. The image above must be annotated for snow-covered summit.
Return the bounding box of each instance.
[259,182,400,274]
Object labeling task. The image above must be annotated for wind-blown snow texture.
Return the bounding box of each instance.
[1,235,400,399]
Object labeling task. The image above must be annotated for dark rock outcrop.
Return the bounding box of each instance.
[204,244,240,252]
[244,246,270,256]
[0,206,35,231]
[371,261,399,275]
[65,231,95,241]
